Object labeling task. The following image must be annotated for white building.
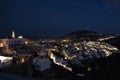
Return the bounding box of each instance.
[9,38,28,45]
[9,30,29,45]
[33,50,51,72]
[0,30,29,46]
[0,56,13,67]
[0,31,29,54]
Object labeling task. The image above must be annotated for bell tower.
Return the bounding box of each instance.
[12,30,15,38]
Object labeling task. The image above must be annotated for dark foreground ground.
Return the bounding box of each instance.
[0,53,120,80]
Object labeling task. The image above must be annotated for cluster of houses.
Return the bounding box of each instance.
[0,31,29,67]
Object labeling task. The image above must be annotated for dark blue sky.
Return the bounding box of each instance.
[0,0,120,37]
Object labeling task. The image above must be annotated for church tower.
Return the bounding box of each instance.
[12,30,15,38]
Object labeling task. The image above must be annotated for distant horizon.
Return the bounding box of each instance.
[0,29,119,39]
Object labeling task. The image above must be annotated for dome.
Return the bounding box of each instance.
[18,36,23,38]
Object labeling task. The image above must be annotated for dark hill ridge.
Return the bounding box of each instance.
[65,30,114,41]
[67,30,100,37]
[64,30,120,52]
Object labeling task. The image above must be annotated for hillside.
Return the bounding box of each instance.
[65,30,113,41]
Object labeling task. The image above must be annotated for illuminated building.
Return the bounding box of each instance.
[12,30,15,38]
[0,32,29,46]
[9,38,29,45]
[0,56,13,67]
[9,30,30,45]
[0,43,3,47]
[0,39,9,49]
[18,36,23,39]
[0,31,30,54]
[0,38,16,55]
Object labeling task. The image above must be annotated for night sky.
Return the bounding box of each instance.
[0,0,120,37]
